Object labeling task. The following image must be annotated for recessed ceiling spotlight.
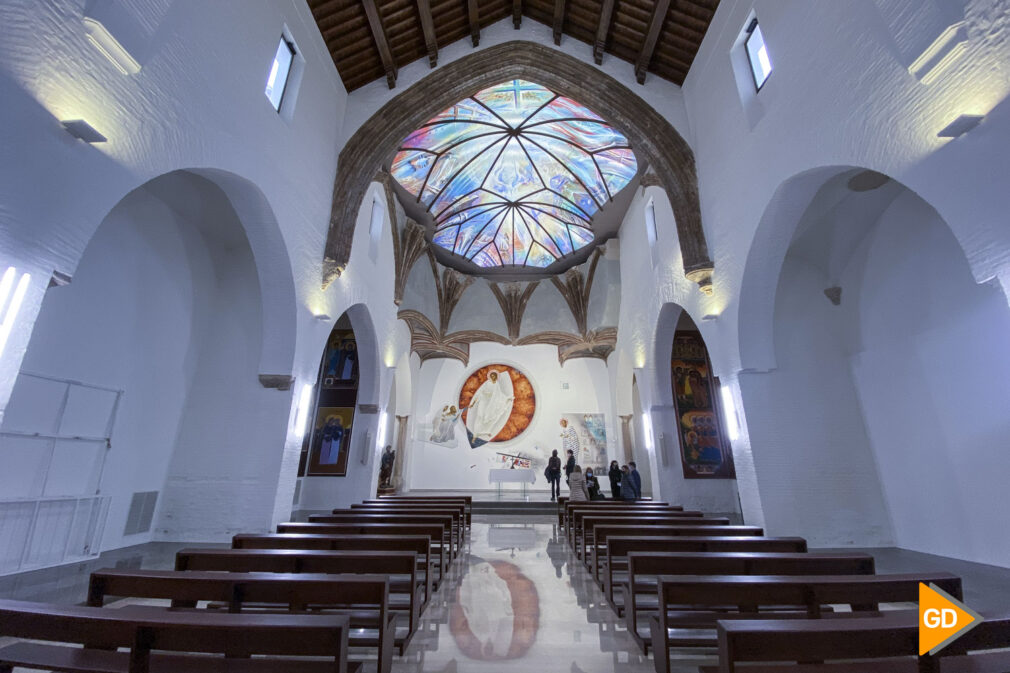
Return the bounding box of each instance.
[937,114,984,138]
[847,170,889,192]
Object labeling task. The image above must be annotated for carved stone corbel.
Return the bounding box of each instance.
[489,281,539,343]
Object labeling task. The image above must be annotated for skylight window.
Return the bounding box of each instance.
[265,36,295,111]
[745,20,772,90]
[390,80,638,269]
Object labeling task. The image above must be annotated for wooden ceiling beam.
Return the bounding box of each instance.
[416,0,439,66]
[634,0,670,84]
[513,0,522,28]
[593,0,615,64]
[467,0,480,45]
[361,0,398,88]
[552,0,565,44]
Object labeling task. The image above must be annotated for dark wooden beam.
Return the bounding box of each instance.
[634,0,670,84]
[467,0,480,46]
[513,0,522,29]
[552,0,565,44]
[416,0,438,66]
[362,0,397,88]
[593,0,615,64]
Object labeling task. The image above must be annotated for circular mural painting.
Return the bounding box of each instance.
[449,559,540,660]
[458,365,535,446]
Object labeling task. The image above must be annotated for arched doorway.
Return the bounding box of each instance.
[0,169,294,566]
[738,168,1010,563]
[295,304,383,510]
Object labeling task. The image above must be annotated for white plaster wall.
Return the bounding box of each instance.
[846,192,1010,566]
[407,342,615,492]
[738,256,895,547]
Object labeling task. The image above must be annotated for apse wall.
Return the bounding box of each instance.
[407,343,615,492]
[845,192,1010,567]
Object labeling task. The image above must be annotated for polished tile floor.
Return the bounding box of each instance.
[2,518,1010,673]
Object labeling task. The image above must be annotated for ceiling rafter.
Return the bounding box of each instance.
[552,0,566,45]
[308,0,717,92]
[361,0,398,88]
[467,0,480,46]
[635,0,672,85]
[416,0,438,66]
[593,0,616,64]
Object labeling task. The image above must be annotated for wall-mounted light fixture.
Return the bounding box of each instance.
[0,267,32,358]
[61,119,107,143]
[294,383,314,438]
[84,17,141,75]
[313,313,331,321]
[720,384,740,441]
[938,114,984,138]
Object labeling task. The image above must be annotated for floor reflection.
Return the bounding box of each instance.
[394,518,669,673]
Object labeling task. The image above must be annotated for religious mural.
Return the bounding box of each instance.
[671,331,736,478]
[559,413,608,470]
[457,365,535,448]
[320,329,358,388]
[307,406,354,476]
[449,558,540,660]
[495,452,532,469]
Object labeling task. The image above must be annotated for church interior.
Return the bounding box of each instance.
[1,0,1009,671]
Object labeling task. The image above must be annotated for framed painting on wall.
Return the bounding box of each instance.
[672,332,736,479]
[307,406,354,476]
[559,413,609,470]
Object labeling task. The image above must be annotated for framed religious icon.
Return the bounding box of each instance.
[307,406,354,476]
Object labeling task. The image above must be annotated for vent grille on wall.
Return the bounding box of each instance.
[124,491,158,535]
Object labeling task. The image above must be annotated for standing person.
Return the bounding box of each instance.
[568,465,590,502]
[564,449,576,485]
[620,465,637,501]
[608,460,621,499]
[546,449,562,501]
[585,468,602,500]
[629,461,643,500]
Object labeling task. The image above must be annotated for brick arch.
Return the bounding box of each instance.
[323,40,712,290]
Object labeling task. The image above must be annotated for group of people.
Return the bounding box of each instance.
[545,449,642,502]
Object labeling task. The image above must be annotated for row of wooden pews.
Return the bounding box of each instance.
[0,494,469,673]
[558,498,1010,673]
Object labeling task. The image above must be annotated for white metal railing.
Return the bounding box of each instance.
[0,372,122,574]
[0,495,111,575]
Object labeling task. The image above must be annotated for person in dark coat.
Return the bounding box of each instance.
[547,449,562,501]
[629,461,643,500]
[564,449,575,485]
[585,468,602,500]
[608,460,621,499]
[619,464,637,501]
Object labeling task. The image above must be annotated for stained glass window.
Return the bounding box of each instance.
[391,80,638,269]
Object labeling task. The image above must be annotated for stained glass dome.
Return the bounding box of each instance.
[390,80,638,269]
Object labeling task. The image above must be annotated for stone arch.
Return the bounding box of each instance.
[736,165,976,372]
[651,302,685,408]
[323,40,711,291]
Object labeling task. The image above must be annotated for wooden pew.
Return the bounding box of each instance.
[350,503,466,543]
[648,572,962,673]
[86,568,396,673]
[264,517,450,569]
[703,611,1010,673]
[331,507,465,550]
[580,518,757,563]
[568,508,699,549]
[288,514,456,559]
[619,552,875,651]
[564,501,674,531]
[600,536,809,606]
[187,535,433,601]
[376,495,471,528]
[245,523,447,579]
[0,598,358,673]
